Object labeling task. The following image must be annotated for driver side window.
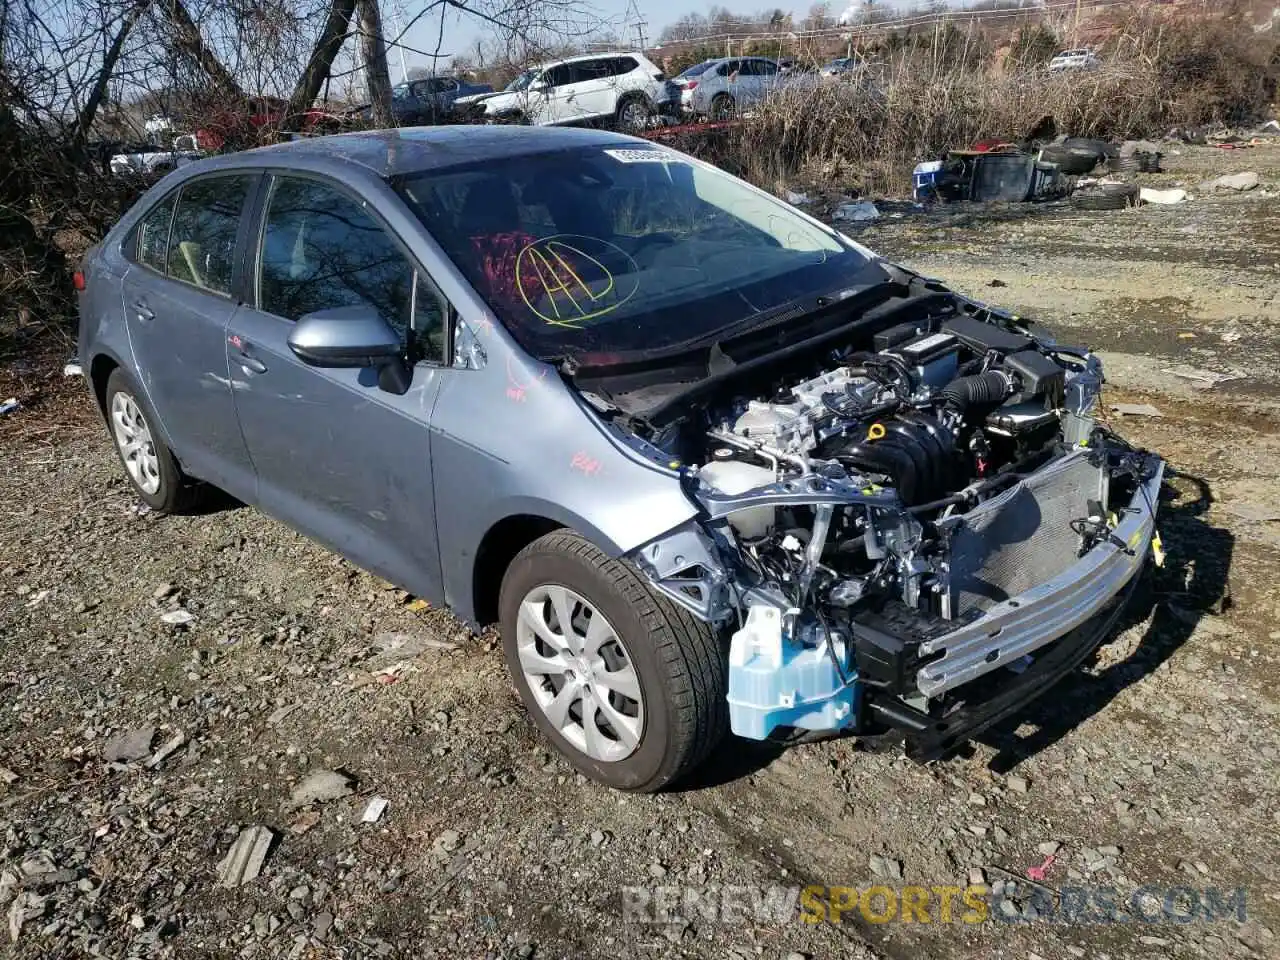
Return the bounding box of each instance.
[256,176,449,364]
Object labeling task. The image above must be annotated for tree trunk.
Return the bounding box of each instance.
[284,0,356,130]
[155,0,243,98]
[358,0,393,128]
[74,0,152,148]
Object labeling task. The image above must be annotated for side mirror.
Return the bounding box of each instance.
[287,305,402,368]
[288,305,411,394]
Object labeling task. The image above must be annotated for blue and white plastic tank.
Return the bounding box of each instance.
[726,605,860,740]
[912,160,943,201]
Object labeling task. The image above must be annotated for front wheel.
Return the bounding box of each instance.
[499,530,727,791]
[709,93,736,121]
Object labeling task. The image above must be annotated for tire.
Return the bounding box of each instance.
[615,96,653,132]
[709,93,736,122]
[1038,144,1104,175]
[498,530,728,792]
[1071,183,1139,211]
[104,368,199,514]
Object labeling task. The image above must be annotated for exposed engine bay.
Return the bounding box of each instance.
[589,290,1165,754]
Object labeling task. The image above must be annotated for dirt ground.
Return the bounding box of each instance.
[2,144,1278,960]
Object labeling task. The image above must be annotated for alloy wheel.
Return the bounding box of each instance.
[110,391,161,495]
[515,584,644,762]
[619,100,648,130]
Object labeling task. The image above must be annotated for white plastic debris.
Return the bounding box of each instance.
[361,796,389,823]
[0,399,19,416]
[785,190,811,205]
[1139,187,1188,205]
[159,609,195,626]
[833,200,880,222]
[63,362,83,378]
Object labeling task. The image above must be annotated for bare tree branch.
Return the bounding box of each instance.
[284,0,355,127]
[357,0,392,126]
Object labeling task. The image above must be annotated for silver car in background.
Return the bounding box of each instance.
[77,126,1164,792]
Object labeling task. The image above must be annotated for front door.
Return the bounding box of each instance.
[227,173,452,602]
[120,172,258,497]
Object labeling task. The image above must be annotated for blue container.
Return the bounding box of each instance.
[726,605,860,740]
[913,160,943,201]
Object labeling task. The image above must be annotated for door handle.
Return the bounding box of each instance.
[236,353,267,375]
[228,335,268,375]
[133,301,154,322]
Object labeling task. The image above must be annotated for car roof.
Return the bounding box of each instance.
[539,50,645,68]
[200,126,643,179]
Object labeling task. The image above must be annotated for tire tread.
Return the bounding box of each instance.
[511,530,727,790]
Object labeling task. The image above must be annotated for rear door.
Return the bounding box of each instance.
[750,58,780,103]
[119,172,259,497]
[226,173,452,601]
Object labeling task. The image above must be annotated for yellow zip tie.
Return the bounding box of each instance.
[1151,531,1166,568]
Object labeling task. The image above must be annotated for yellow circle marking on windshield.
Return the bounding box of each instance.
[515,235,639,327]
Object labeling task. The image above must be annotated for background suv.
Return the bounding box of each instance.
[457,52,663,130]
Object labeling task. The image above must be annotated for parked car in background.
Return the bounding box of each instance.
[1048,48,1101,73]
[820,55,864,78]
[77,126,1164,792]
[109,134,203,177]
[681,57,815,121]
[195,95,347,151]
[456,52,663,130]
[655,60,717,118]
[351,76,493,126]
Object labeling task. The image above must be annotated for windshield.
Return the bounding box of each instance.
[397,144,875,361]
[678,61,715,79]
[505,70,538,92]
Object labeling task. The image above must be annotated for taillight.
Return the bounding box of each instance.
[73,270,86,292]
[685,81,698,91]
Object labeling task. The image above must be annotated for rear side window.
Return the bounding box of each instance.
[131,194,176,272]
[167,175,254,295]
[612,57,638,76]
[256,175,447,361]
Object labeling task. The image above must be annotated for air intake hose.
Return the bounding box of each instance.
[937,370,1012,411]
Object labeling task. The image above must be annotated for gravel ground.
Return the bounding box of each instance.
[1,143,1278,960]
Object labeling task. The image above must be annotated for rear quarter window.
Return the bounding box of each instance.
[126,193,178,273]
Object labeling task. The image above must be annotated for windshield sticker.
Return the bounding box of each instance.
[515,235,639,326]
[603,148,687,164]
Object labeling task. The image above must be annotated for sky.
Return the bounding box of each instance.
[396,0,923,75]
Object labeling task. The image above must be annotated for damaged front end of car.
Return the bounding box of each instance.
[615,293,1164,759]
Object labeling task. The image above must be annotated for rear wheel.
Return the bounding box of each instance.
[709,93,736,121]
[104,369,199,514]
[498,530,727,792]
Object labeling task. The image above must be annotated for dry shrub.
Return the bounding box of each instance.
[708,7,1274,196]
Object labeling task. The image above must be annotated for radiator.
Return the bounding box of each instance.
[948,451,1107,615]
